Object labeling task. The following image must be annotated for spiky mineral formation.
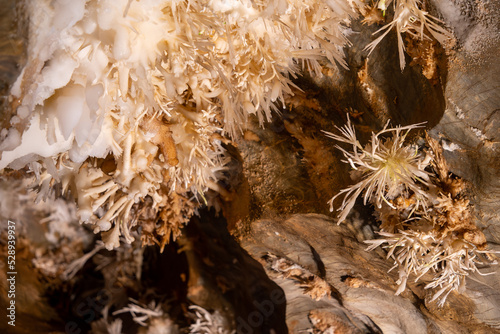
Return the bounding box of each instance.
[0,0,369,250]
[323,117,432,223]
[0,0,451,251]
[325,117,498,306]
[363,0,452,70]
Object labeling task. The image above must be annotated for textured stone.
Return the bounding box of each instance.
[242,214,500,333]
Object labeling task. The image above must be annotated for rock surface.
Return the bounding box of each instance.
[241,214,500,333]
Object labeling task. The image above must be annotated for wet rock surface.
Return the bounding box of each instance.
[241,214,500,333]
[429,0,500,244]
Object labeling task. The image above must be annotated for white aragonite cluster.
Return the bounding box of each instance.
[188,305,233,334]
[365,228,497,306]
[0,0,363,250]
[364,0,452,70]
[322,116,434,224]
[325,117,498,306]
